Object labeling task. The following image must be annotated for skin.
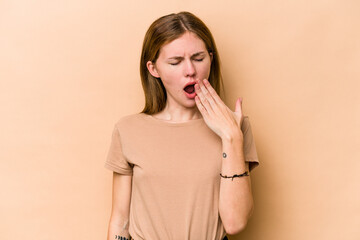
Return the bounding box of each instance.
[146,31,244,139]
[146,31,212,122]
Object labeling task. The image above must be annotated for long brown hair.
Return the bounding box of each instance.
[140,11,225,114]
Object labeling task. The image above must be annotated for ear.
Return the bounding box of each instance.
[146,60,160,78]
[209,52,213,62]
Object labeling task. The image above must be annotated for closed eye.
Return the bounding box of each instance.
[169,58,204,65]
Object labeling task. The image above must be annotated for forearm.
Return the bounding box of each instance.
[107,216,131,240]
[219,132,254,235]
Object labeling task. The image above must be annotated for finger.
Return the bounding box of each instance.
[195,82,214,115]
[236,97,244,126]
[199,79,220,114]
[194,95,209,118]
[202,79,223,106]
[201,78,229,117]
[235,97,242,113]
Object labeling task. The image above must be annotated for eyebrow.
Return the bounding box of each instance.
[167,51,206,60]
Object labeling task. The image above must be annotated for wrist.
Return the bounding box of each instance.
[221,129,243,143]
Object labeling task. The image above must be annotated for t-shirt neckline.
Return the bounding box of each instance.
[140,112,204,127]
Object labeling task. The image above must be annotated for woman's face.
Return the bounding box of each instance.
[147,31,212,108]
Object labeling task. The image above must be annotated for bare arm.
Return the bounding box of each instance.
[107,172,132,240]
[219,135,253,235]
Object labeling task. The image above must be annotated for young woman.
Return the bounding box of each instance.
[105,11,260,240]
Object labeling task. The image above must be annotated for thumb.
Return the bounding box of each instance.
[235,97,242,113]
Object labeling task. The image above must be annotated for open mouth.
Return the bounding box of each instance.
[184,84,195,94]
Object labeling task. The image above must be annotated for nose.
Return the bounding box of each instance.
[184,59,196,77]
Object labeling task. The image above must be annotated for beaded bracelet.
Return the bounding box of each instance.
[220,171,249,181]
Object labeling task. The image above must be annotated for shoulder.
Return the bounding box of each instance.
[113,112,145,129]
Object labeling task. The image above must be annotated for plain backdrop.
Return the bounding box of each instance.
[0,0,359,239]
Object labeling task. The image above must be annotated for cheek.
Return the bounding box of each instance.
[156,64,174,79]
[160,70,181,84]
[157,68,183,89]
[197,61,212,77]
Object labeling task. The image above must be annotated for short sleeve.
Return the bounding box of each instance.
[241,117,260,172]
[104,124,133,175]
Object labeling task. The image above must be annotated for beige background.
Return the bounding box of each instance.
[1,0,359,239]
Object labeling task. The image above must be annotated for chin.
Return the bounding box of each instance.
[184,100,197,108]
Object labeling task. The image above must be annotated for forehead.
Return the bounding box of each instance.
[158,32,207,57]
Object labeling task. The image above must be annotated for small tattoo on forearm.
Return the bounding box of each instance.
[115,235,129,240]
[223,152,227,158]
